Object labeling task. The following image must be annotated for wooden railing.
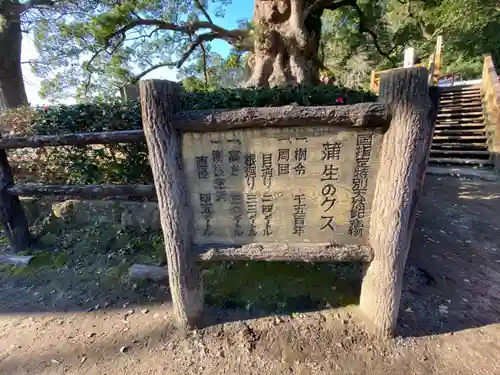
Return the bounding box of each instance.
[481,55,500,171]
[370,36,443,94]
[0,129,154,252]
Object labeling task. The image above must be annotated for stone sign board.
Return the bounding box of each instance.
[182,126,383,246]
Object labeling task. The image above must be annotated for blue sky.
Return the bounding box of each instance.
[22,1,254,105]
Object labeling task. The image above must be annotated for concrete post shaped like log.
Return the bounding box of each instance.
[359,67,434,337]
[139,80,204,328]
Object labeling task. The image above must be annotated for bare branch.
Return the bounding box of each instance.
[82,46,107,97]
[200,43,209,86]
[348,1,395,61]
[308,0,397,63]
[104,19,247,47]
[305,0,351,20]
[176,31,220,68]
[194,0,213,23]
[130,62,176,83]
[102,18,250,70]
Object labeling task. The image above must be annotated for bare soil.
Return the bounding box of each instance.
[1,174,500,375]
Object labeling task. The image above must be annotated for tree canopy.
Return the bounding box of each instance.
[21,0,500,101]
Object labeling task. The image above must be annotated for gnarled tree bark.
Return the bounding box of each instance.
[0,3,32,252]
[247,0,325,87]
[0,5,29,108]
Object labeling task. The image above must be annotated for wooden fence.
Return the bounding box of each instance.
[0,67,434,337]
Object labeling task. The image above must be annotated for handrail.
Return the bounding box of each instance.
[369,35,443,94]
[481,55,500,171]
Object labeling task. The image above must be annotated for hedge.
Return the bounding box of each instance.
[1,85,377,187]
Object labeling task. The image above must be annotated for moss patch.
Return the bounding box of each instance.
[203,261,361,313]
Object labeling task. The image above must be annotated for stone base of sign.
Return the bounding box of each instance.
[196,243,372,263]
[129,263,168,281]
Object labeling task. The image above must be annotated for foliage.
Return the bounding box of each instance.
[3,85,376,185]
[320,0,500,86]
[30,0,249,101]
[179,49,249,91]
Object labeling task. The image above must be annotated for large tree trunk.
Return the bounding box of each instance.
[247,0,323,87]
[0,4,32,252]
[0,8,29,108]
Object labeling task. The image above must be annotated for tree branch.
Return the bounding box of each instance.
[130,62,176,83]
[310,0,396,63]
[194,0,213,24]
[82,45,108,97]
[104,19,247,48]
[305,0,351,20]
[347,1,396,62]
[101,17,251,69]
[200,43,209,86]
[176,31,220,68]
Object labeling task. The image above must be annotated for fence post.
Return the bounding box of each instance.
[359,67,433,336]
[0,148,32,252]
[139,80,204,328]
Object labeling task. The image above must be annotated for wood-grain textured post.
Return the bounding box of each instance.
[139,80,203,328]
[0,149,32,251]
[359,67,433,337]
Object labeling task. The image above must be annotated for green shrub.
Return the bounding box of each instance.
[3,85,376,186]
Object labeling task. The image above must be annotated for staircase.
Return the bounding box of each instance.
[429,84,492,168]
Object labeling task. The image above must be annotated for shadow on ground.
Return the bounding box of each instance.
[399,174,500,337]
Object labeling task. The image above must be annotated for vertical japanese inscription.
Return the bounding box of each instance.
[246,193,258,236]
[199,193,213,236]
[293,147,307,175]
[320,141,343,231]
[244,153,257,189]
[229,149,241,177]
[230,192,244,236]
[261,193,274,236]
[261,153,273,188]
[212,149,226,202]
[292,194,306,236]
[349,133,373,237]
[183,127,381,245]
[277,148,290,176]
[195,156,209,179]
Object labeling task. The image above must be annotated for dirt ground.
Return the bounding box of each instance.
[1,174,500,375]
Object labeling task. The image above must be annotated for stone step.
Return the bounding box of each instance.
[433,129,486,135]
[437,111,483,117]
[439,99,483,105]
[436,118,485,125]
[435,123,485,129]
[439,95,482,102]
[433,135,488,141]
[438,85,481,93]
[439,97,482,103]
[430,149,490,156]
[428,157,493,166]
[437,115,484,122]
[440,89,481,95]
[439,99,483,106]
[438,105,483,112]
[438,109,483,116]
[431,142,488,149]
[439,89,481,95]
